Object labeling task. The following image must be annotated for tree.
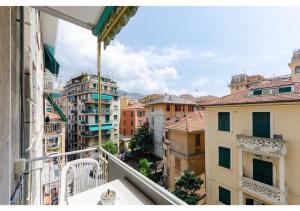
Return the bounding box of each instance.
[130,125,153,153]
[173,170,203,205]
[103,140,117,155]
[138,158,151,177]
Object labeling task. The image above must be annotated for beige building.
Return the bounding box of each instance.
[163,111,205,190]
[120,95,138,108]
[145,95,196,158]
[203,50,300,205]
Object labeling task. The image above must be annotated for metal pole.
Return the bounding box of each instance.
[97,36,102,148]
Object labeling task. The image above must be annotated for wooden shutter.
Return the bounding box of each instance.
[219,147,231,169]
[252,112,270,138]
[219,186,231,205]
[253,159,273,186]
[218,112,230,131]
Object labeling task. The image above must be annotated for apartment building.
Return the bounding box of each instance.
[228,74,265,93]
[139,94,162,104]
[145,95,196,158]
[120,103,146,137]
[203,50,300,205]
[120,95,138,108]
[63,73,120,151]
[163,111,205,189]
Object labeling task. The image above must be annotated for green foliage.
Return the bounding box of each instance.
[103,140,117,155]
[130,125,153,153]
[173,170,203,205]
[138,158,151,177]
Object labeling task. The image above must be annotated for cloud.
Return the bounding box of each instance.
[192,77,210,87]
[102,41,184,94]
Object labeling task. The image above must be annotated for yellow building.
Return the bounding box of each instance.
[163,111,205,190]
[203,50,300,205]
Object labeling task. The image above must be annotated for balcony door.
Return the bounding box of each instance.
[253,159,273,186]
[252,112,270,138]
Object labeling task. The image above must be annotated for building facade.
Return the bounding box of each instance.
[145,95,196,159]
[228,74,265,94]
[203,50,300,205]
[63,73,120,151]
[120,103,146,137]
[163,111,205,190]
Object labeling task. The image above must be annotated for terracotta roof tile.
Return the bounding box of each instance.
[164,111,205,132]
[203,79,300,106]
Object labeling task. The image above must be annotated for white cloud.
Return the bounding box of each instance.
[102,41,183,94]
[192,77,210,87]
[198,51,218,59]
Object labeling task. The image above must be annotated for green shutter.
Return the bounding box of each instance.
[252,112,270,138]
[253,159,273,186]
[279,86,291,93]
[219,147,231,169]
[219,186,231,205]
[218,112,230,131]
[253,89,262,95]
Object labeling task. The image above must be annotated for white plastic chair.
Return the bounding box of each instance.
[59,158,100,204]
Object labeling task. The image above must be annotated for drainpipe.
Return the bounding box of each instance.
[97,37,102,150]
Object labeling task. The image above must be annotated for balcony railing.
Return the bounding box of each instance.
[44,122,62,136]
[237,135,287,156]
[11,147,185,205]
[70,109,78,114]
[101,109,112,114]
[80,131,99,137]
[44,75,54,93]
[240,177,287,204]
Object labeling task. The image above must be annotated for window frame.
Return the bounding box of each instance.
[218,146,231,169]
[218,186,231,205]
[218,112,231,132]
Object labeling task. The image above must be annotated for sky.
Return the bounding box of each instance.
[55,7,300,97]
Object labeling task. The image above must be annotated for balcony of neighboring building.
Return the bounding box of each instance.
[238,147,288,204]
[45,137,62,154]
[44,121,62,136]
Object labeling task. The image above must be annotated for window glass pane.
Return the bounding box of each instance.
[253,89,262,95]
[253,159,273,186]
[279,86,291,93]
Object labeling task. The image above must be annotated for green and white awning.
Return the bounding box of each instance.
[44,44,60,75]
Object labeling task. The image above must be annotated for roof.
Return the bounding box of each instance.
[203,79,300,106]
[164,111,205,132]
[123,103,145,110]
[195,95,219,103]
[45,112,60,121]
[148,95,196,105]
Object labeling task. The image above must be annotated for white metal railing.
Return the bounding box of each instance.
[237,135,287,156]
[240,177,287,204]
[12,147,186,205]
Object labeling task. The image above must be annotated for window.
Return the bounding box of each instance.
[114,115,117,120]
[123,111,126,116]
[124,129,126,135]
[218,112,230,132]
[131,112,134,117]
[166,104,170,111]
[175,157,181,171]
[124,120,126,125]
[131,130,133,135]
[219,146,231,169]
[219,186,231,205]
[195,134,200,147]
[253,159,273,186]
[279,86,292,93]
[252,112,270,138]
[175,105,180,112]
[295,66,300,73]
[131,121,133,126]
[93,83,97,88]
[139,120,142,126]
[253,89,262,95]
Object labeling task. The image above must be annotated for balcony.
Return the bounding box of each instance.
[80,131,99,137]
[70,109,78,114]
[240,177,287,204]
[237,135,287,156]
[10,147,185,205]
[44,122,62,136]
[101,109,112,115]
[82,109,98,114]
